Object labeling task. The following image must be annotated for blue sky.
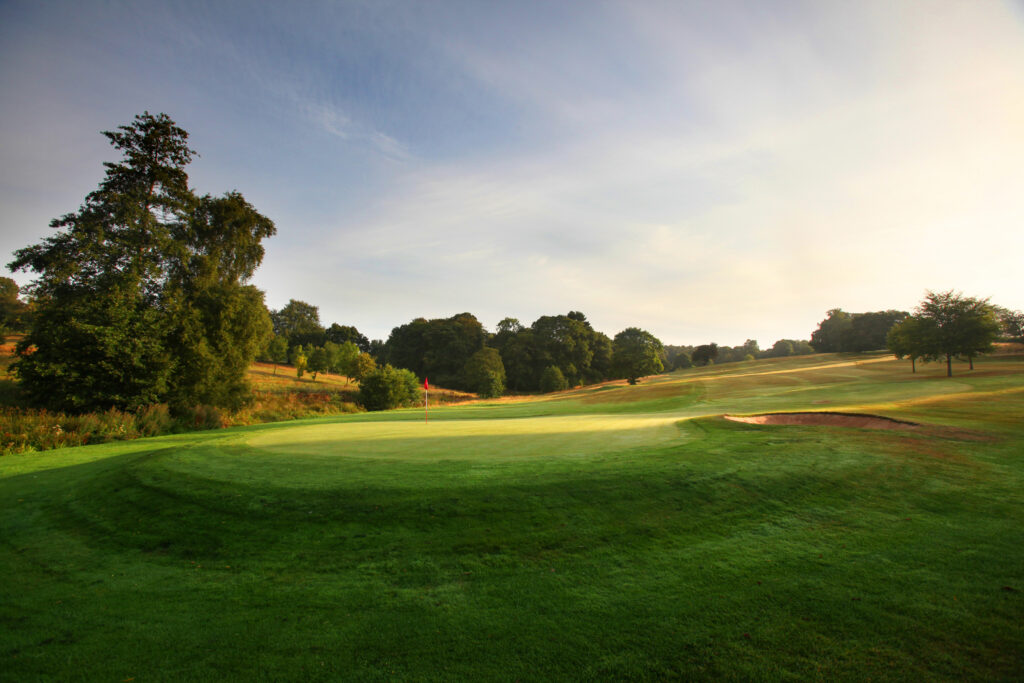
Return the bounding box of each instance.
[2,0,1023,346]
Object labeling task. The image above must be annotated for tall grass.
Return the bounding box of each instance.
[0,404,174,455]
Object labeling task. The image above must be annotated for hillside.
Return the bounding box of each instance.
[2,351,1023,679]
[0,342,476,454]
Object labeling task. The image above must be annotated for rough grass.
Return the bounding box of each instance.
[1,352,1022,680]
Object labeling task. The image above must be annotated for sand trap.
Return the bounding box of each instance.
[724,412,919,430]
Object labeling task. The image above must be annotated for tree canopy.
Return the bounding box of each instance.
[811,308,907,353]
[691,344,719,367]
[887,291,1000,376]
[612,327,664,385]
[270,300,324,348]
[916,290,1000,375]
[325,323,370,352]
[383,313,486,390]
[358,364,421,411]
[0,277,30,337]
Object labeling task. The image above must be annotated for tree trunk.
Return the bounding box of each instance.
[969,355,974,370]
[911,357,916,373]
[946,354,952,377]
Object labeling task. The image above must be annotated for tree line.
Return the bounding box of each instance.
[659,337,818,371]
[7,113,1021,416]
[4,113,669,414]
[258,305,667,403]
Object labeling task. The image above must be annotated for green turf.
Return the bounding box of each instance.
[2,353,1023,680]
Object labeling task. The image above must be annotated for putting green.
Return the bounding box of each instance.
[245,413,689,461]
[144,413,696,491]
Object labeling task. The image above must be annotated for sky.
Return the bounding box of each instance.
[2,0,1023,347]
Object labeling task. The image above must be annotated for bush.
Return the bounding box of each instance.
[180,404,226,430]
[539,366,568,393]
[136,404,173,436]
[358,365,422,411]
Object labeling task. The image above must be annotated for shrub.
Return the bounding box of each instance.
[136,403,173,436]
[358,365,422,411]
[539,366,568,393]
[182,404,226,430]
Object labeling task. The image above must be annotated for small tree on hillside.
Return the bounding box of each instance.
[263,335,288,374]
[332,341,361,379]
[886,316,933,373]
[352,352,377,382]
[307,346,329,381]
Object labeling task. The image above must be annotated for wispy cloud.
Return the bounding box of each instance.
[4,0,1024,345]
[286,0,1024,343]
[298,98,411,160]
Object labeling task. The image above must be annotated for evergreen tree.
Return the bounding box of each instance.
[8,113,274,411]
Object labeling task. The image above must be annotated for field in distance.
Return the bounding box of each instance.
[2,350,1022,680]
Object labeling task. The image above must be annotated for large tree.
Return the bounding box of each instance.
[886,316,933,373]
[994,306,1024,341]
[270,300,324,348]
[325,323,370,352]
[810,309,853,352]
[8,112,275,412]
[529,313,595,387]
[612,328,664,385]
[914,290,1000,376]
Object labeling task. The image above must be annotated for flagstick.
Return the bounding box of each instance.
[424,377,429,424]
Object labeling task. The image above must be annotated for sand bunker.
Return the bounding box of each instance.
[724,412,919,430]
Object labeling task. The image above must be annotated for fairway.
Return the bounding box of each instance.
[2,353,1023,680]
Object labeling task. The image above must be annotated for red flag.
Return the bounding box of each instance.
[424,377,429,390]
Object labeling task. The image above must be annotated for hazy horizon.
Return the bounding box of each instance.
[3,1,1023,347]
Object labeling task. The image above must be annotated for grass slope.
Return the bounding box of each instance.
[2,353,1023,680]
